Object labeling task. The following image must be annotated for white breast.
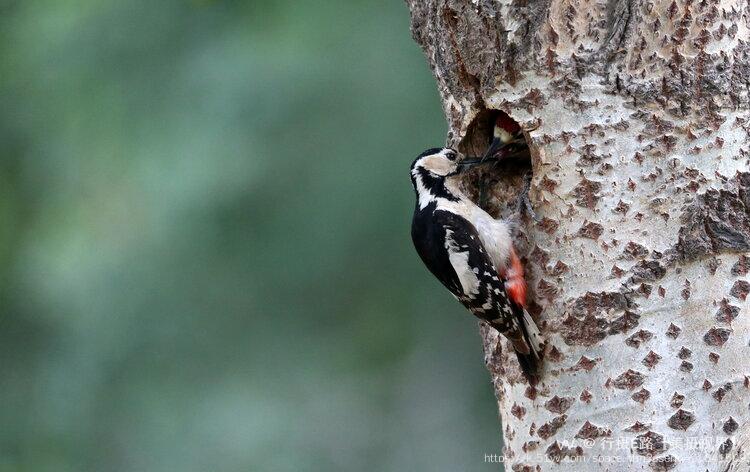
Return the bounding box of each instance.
[437,178,513,272]
[470,209,512,271]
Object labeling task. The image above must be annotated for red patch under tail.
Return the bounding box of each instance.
[504,247,527,307]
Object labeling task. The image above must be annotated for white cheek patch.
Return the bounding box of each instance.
[421,155,455,176]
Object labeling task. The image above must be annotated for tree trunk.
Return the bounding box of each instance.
[405,0,750,470]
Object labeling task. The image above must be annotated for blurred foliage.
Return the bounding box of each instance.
[0,1,500,471]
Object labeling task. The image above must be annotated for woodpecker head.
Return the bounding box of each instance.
[410,146,499,185]
[410,147,496,205]
[482,111,523,162]
[493,111,522,145]
[409,147,467,204]
[410,147,459,180]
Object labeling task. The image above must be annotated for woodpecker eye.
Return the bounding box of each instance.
[445,150,458,161]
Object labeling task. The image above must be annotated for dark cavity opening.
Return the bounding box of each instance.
[457,108,534,221]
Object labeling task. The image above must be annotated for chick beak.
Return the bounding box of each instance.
[480,136,504,163]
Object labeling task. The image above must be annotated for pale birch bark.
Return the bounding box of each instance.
[406,0,750,470]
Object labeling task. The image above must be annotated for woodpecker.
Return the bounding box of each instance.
[476,111,530,209]
[410,147,544,381]
[483,111,524,161]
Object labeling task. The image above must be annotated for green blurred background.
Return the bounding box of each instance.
[0,1,500,470]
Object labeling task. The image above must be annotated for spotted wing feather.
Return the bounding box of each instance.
[412,207,531,355]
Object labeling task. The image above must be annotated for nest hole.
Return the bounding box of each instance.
[457,108,535,221]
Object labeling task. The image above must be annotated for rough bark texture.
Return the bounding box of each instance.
[406,0,750,469]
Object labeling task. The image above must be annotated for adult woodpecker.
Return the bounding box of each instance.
[410,147,543,381]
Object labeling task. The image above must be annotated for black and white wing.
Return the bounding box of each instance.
[412,207,541,366]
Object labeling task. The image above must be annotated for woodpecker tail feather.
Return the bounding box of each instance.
[512,309,544,383]
[515,350,540,384]
[521,308,543,354]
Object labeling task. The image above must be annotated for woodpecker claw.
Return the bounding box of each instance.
[520,171,540,222]
[522,193,541,222]
[478,172,490,210]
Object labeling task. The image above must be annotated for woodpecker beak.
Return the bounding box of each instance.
[457,156,497,172]
[480,137,504,163]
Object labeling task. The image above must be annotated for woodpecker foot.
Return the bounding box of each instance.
[478,173,490,210]
[519,171,540,222]
[522,194,540,222]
